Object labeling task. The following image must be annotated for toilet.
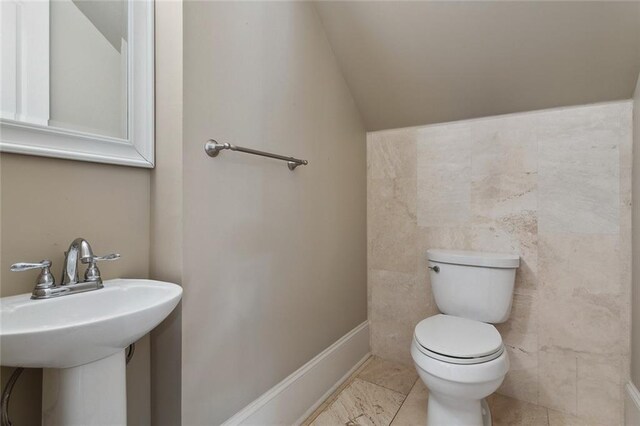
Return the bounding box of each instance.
[411,249,520,426]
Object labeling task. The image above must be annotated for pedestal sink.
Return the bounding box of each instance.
[0,279,182,425]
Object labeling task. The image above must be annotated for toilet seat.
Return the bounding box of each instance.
[414,314,504,365]
[415,341,504,365]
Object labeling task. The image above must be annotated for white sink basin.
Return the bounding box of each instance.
[0,279,182,369]
[1,278,181,425]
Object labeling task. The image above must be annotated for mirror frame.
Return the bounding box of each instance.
[0,0,154,168]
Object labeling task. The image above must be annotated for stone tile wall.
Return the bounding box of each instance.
[367,101,632,424]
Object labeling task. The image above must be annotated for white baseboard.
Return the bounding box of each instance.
[293,350,370,426]
[222,321,370,426]
[625,381,640,426]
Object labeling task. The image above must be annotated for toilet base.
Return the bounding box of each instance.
[427,393,492,426]
[481,399,492,426]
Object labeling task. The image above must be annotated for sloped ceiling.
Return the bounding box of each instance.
[314,1,640,131]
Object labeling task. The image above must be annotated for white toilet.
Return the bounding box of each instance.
[411,249,520,426]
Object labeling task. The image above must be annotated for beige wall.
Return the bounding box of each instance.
[150,1,183,424]
[0,153,151,425]
[181,1,367,423]
[632,74,640,387]
[367,101,632,425]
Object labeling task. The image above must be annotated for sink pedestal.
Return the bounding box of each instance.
[2,279,182,424]
[42,351,126,425]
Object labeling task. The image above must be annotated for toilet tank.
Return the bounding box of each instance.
[427,249,519,324]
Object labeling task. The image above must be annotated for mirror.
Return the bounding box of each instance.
[49,0,128,138]
[0,0,154,168]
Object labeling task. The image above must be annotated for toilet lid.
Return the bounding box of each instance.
[414,314,503,359]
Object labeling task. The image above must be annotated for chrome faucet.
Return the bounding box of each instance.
[61,237,95,285]
[11,237,120,299]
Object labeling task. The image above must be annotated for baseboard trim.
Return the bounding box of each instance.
[293,351,370,425]
[222,321,370,426]
[625,381,640,426]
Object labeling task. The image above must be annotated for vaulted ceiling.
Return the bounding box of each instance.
[314,1,640,131]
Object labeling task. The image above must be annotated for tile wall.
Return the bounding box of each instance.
[367,101,632,424]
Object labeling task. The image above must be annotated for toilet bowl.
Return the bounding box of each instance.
[413,250,519,426]
[411,314,509,426]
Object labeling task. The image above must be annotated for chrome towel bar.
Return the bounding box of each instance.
[204,139,308,171]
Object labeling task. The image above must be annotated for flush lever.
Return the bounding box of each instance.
[428,265,440,273]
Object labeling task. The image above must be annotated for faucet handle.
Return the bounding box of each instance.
[10,259,51,271]
[82,253,121,263]
[10,260,56,288]
[82,253,120,283]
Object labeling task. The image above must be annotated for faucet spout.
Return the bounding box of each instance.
[61,238,95,285]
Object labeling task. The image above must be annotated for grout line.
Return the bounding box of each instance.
[350,377,407,398]
[309,363,415,426]
[574,355,578,415]
[355,374,415,397]
[354,356,419,397]
[546,407,550,425]
[388,377,419,426]
[312,379,407,426]
[303,356,374,425]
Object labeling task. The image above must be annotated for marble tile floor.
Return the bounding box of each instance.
[303,356,604,426]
